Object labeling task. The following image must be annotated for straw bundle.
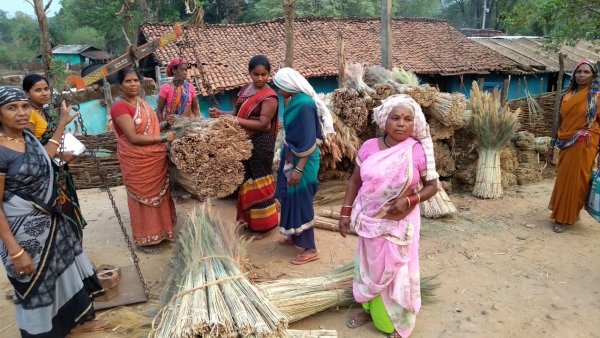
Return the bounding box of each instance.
[397,85,438,108]
[420,187,457,218]
[429,118,454,141]
[470,82,520,199]
[344,63,376,97]
[331,88,369,134]
[319,114,361,170]
[372,83,395,100]
[440,179,453,192]
[151,205,288,338]
[534,136,552,153]
[513,131,535,150]
[501,171,517,188]
[287,330,338,338]
[364,65,405,92]
[391,67,420,87]
[515,163,543,185]
[169,117,253,200]
[433,142,455,178]
[450,93,467,128]
[499,145,518,173]
[427,92,453,126]
[313,215,357,235]
[450,127,478,189]
[314,182,347,205]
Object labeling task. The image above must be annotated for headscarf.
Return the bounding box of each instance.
[0,86,28,108]
[556,59,600,149]
[273,67,335,136]
[166,57,187,77]
[373,94,439,181]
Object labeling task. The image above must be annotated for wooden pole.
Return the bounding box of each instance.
[501,76,510,103]
[283,0,295,68]
[552,53,565,129]
[155,65,162,89]
[381,0,392,69]
[337,32,345,88]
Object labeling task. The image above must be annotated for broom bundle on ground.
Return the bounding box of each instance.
[397,85,438,108]
[501,171,518,188]
[150,205,288,338]
[420,187,458,218]
[470,81,520,199]
[391,67,420,87]
[515,163,543,185]
[500,145,519,173]
[331,88,369,134]
[450,127,478,189]
[314,182,347,205]
[440,179,453,192]
[344,63,376,97]
[169,117,253,200]
[320,114,361,170]
[433,141,456,178]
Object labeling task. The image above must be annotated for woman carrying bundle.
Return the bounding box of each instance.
[22,74,87,239]
[156,57,200,120]
[548,60,600,233]
[208,55,280,239]
[0,87,106,337]
[339,95,438,337]
[272,67,334,265]
[111,68,176,254]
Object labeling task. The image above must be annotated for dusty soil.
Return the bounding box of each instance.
[1,179,599,338]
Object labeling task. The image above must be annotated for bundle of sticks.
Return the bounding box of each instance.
[169,117,253,200]
[331,88,369,134]
[70,132,121,189]
[151,205,288,338]
[319,113,361,171]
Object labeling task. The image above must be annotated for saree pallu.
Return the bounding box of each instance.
[37,107,87,240]
[236,85,279,232]
[114,99,175,246]
[276,93,322,249]
[549,89,600,225]
[0,131,103,338]
[351,138,422,337]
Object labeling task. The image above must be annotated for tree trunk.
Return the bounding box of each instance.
[337,32,345,88]
[283,0,295,67]
[33,0,53,81]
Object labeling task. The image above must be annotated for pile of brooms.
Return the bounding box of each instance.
[169,117,253,201]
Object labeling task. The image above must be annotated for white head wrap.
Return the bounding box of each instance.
[273,67,335,136]
[373,94,439,181]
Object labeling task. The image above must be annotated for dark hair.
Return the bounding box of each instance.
[22,74,49,92]
[248,55,271,73]
[117,67,142,84]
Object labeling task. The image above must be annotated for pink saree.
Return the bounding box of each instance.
[351,137,423,337]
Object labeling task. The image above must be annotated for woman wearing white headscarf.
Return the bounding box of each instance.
[339,94,438,337]
[272,67,334,265]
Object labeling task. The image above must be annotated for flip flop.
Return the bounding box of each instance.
[553,222,567,233]
[291,252,319,265]
[346,311,372,328]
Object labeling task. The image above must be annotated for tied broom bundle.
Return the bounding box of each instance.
[397,85,438,108]
[169,117,253,200]
[344,63,376,98]
[150,205,288,338]
[391,67,420,87]
[319,113,361,170]
[364,65,405,93]
[331,88,369,133]
[471,81,520,199]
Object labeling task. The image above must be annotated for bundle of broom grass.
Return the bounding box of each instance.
[320,113,361,170]
[344,63,376,98]
[470,81,520,199]
[391,67,420,87]
[169,117,253,200]
[331,88,369,134]
[150,205,288,338]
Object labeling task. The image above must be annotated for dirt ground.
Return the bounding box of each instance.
[1,179,600,338]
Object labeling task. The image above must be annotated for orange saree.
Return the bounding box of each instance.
[112,99,176,246]
[549,89,600,225]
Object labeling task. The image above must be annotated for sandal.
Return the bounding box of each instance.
[278,236,293,246]
[291,251,319,265]
[553,222,567,233]
[69,319,110,334]
[346,311,372,328]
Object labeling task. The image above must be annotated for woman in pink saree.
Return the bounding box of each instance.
[339,94,439,337]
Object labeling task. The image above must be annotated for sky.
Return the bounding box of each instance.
[0,0,62,17]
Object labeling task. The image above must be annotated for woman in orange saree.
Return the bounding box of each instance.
[110,68,177,253]
[548,60,600,233]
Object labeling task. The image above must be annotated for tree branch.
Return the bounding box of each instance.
[44,0,53,13]
[24,0,34,7]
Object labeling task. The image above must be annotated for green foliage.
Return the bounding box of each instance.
[50,59,69,88]
[64,27,107,50]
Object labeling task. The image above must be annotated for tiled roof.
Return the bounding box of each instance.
[460,28,505,38]
[472,37,600,74]
[139,18,518,95]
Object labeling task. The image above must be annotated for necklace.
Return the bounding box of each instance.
[383,135,392,148]
[121,96,137,105]
[0,133,25,144]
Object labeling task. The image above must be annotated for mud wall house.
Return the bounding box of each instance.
[137,18,518,116]
[469,37,600,99]
[35,45,111,69]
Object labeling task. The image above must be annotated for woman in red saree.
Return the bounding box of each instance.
[209,55,279,239]
[111,68,177,253]
[548,60,600,233]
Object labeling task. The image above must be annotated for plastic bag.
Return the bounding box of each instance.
[585,170,600,222]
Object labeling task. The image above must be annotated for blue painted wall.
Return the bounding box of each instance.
[53,54,84,65]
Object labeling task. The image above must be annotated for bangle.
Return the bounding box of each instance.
[48,138,60,146]
[161,134,168,143]
[340,215,350,218]
[416,193,421,203]
[10,248,25,260]
[294,167,303,173]
[406,196,411,208]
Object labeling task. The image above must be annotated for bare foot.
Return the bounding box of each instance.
[291,250,319,265]
[278,236,293,245]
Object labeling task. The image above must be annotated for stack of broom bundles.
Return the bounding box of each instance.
[331,89,369,134]
[471,81,520,199]
[150,205,288,338]
[169,117,253,200]
[513,131,543,185]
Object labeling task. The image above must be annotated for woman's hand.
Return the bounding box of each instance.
[165,114,175,125]
[288,171,302,186]
[339,217,351,238]
[58,151,77,162]
[208,107,221,118]
[545,147,555,166]
[12,251,36,277]
[165,131,176,142]
[386,196,411,215]
[58,101,79,127]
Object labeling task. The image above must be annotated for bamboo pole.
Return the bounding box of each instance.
[313,216,357,236]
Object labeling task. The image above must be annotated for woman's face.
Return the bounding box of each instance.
[0,100,31,131]
[575,64,594,88]
[385,106,414,142]
[250,65,269,89]
[278,88,292,99]
[120,72,141,98]
[26,79,50,106]
[173,63,188,80]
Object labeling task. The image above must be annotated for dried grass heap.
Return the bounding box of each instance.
[169,117,252,200]
[331,88,369,134]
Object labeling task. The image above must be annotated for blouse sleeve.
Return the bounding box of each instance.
[159,84,172,99]
[412,142,427,177]
[356,138,379,166]
[110,101,134,120]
